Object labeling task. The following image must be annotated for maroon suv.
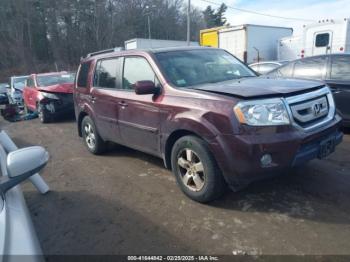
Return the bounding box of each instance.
[74,47,343,203]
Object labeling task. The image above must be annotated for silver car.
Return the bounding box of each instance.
[249,61,288,75]
[0,130,49,261]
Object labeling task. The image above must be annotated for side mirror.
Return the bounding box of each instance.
[0,146,49,193]
[5,84,10,89]
[134,81,159,95]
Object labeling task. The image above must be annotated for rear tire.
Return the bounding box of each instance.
[171,135,227,203]
[81,115,107,154]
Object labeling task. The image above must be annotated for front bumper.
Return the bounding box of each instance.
[40,93,74,116]
[209,114,343,190]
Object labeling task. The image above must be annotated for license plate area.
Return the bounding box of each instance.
[318,136,336,159]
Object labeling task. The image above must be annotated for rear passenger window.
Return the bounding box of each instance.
[77,61,91,88]
[330,56,350,81]
[123,57,158,90]
[293,57,326,79]
[94,58,121,88]
[315,33,330,47]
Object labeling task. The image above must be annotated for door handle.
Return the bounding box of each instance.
[118,101,128,107]
[91,96,97,103]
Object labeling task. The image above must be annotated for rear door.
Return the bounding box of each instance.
[90,57,123,142]
[117,56,161,156]
[326,55,350,122]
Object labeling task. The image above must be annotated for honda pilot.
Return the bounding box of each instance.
[74,47,343,203]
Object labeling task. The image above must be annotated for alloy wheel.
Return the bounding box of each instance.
[177,149,205,192]
[84,123,96,150]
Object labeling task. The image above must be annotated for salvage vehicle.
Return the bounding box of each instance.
[249,61,288,75]
[74,47,343,203]
[0,83,9,106]
[23,72,75,123]
[9,75,28,109]
[267,54,350,127]
[0,130,49,260]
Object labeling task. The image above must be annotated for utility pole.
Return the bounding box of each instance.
[146,5,151,39]
[186,0,191,45]
[147,15,151,39]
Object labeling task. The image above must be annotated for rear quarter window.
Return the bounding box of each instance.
[77,61,92,88]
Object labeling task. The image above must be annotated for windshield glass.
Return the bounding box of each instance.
[36,73,75,87]
[154,49,256,88]
[13,77,28,90]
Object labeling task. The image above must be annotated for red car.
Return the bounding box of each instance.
[23,72,75,123]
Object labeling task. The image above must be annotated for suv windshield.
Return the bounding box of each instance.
[36,73,75,87]
[13,77,28,90]
[154,49,255,88]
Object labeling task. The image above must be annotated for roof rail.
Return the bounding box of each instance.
[86,47,124,58]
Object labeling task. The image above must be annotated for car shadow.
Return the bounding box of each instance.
[24,190,198,255]
[105,145,350,225]
[209,163,350,225]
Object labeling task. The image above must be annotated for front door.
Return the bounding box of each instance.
[90,57,123,142]
[117,56,161,156]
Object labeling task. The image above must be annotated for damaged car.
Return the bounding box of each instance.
[23,72,75,123]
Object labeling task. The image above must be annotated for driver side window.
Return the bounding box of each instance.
[123,57,159,90]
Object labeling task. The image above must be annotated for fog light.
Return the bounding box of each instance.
[260,154,272,167]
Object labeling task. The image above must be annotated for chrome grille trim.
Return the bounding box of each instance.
[282,86,335,132]
[290,96,328,123]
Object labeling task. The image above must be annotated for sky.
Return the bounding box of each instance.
[191,0,350,35]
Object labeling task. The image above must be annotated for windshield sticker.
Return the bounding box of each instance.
[177,79,186,86]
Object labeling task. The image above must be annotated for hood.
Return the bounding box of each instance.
[193,77,325,99]
[38,83,73,94]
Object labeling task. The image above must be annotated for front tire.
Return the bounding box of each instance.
[171,135,227,203]
[81,116,107,154]
[37,103,50,123]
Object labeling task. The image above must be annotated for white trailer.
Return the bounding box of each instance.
[125,38,199,50]
[218,24,293,64]
[278,18,350,60]
[278,35,302,60]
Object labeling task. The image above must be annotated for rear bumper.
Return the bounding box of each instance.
[209,114,343,190]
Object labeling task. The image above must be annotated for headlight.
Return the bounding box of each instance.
[234,98,290,126]
[41,92,59,100]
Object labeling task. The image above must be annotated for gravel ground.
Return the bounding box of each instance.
[1,117,350,256]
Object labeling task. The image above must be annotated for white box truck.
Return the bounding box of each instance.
[278,18,350,60]
[217,24,293,64]
[125,38,199,50]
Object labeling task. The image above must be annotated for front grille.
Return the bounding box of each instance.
[285,86,335,131]
[290,96,328,126]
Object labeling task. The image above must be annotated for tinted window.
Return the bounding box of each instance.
[155,49,255,88]
[94,58,120,88]
[77,61,91,88]
[315,33,330,47]
[123,57,157,90]
[330,56,350,81]
[293,57,326,79]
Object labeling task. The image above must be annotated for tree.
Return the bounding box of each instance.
[203,3,227,28]
[0,0,207,81]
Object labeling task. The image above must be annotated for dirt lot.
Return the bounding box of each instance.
[1,117,350,255]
